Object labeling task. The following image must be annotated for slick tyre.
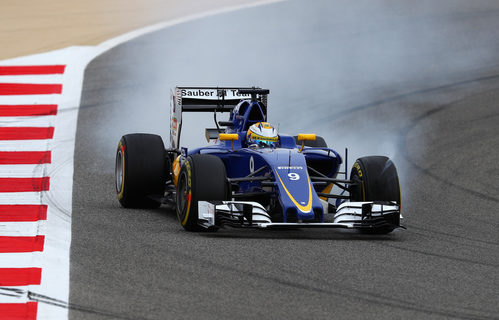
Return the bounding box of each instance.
[115,133,167,208]
[176,154,228,231]
[350,156,401,234]
[294,135,327,148]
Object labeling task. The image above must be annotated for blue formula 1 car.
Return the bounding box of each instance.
[115,87,403,234]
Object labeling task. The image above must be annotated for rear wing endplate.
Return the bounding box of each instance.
[170,86,268,149]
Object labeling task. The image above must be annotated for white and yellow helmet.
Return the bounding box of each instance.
[246,122,279,148]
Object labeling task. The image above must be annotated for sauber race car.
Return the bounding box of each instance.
[115,87,403,234]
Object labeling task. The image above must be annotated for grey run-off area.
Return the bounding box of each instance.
[70,1,499,319]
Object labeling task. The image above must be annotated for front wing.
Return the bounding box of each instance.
[198,201,403,231]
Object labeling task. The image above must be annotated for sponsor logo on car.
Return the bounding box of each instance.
[180,88,251,99]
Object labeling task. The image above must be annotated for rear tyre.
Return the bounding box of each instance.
[294,135,327,148]
[176,154,228,231]
[349,156,401,234]
[115,133,167,208]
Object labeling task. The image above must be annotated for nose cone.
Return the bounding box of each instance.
[274,168,313,214]
[260,149,322,222]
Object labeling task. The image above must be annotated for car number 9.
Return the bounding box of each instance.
[288,173,300,181]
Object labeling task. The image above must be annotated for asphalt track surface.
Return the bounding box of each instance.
[69,1,499,319]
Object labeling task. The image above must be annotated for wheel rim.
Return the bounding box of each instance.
[349,171,362,201]
[116,149,123,193]
[176,171,188,219]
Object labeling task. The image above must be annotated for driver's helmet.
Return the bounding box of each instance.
[246,122,279,148]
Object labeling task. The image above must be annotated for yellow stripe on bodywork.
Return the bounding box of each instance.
[319,183,333,201]
[275,170,313,213]
[181,161,192,226]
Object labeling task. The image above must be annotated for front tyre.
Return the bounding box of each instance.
[350,156,401,234]
[176,154,228,231]
[115,133,167,208]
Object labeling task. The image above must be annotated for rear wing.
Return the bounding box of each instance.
[170,87,269,149]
